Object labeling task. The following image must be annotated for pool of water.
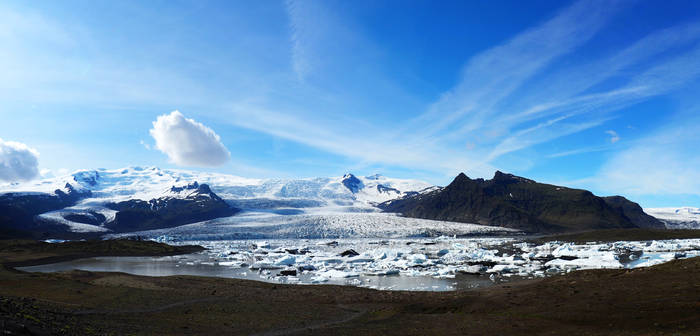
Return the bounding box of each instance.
[18,252,504,291]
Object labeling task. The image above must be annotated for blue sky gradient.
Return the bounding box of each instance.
[1,0,699,207]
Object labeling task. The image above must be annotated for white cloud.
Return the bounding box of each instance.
[591,115,700,196]
[0,138,40,182]
[410,0,622,139]
[149,111,230,167]
[606,130,620,143]
[228,1,700,182]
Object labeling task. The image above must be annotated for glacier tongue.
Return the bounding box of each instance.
[0,167,436,234]
[645,207,700,229]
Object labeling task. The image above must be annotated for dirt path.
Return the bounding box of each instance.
[252,304,368,336]
[71,297,229,315]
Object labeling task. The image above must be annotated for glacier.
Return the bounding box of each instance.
[644,207,700,229]
[1,166,474,237]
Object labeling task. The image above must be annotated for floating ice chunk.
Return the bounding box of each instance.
[317,269,359,278]
[437,249,449,257]
[274,255,296,266]
[363,269,399,276]
[310,276,329,283]
[249,262,282,270]
[315,257,344,265]
[487,264,517,273]
[545,253,622,270]
[458,265,485,274]
[407,253,428,264]
[434,266,456,278]
[43,239,67,244]
[346,255,375,263]
[297,264,316,271]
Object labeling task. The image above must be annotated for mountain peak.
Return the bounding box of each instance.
[341,173,364,193]
[170,181,200,193]
[455,172,469,180]
[492,171,534,184]
[380,171,661,233]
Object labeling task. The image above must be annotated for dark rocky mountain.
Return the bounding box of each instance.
[105,182,239,233]
[0,180,239,239]
[0,183,92,238]
[376,184,401,195]
[379,171,664,234]
[601,196,665,230]
[341,174,364,193]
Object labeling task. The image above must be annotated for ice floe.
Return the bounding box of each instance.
[22,236,700,292]
[185,236,700,290]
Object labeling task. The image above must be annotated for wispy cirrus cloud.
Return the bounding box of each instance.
[409,0,626,140]
[226,102,493,177]
[587,112,700,196]
[606,130,620,144]
[228,0,700,183]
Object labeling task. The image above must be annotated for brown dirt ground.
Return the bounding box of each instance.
[0,237,698,335]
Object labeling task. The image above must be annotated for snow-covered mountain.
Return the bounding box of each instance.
[0,167,435,236]
[645,207,700,229]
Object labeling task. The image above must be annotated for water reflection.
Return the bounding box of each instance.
[19,253,499,291]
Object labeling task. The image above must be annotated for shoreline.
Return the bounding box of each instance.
[0,239,204,271]
[1,238,699,335]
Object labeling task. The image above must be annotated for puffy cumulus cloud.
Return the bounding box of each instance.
[0,138,40,182]
[149,111,230,167]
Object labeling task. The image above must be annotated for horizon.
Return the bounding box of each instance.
[1,0,700,208]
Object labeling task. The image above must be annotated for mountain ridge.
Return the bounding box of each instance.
[0,167,431,238]
[379,171,664,233]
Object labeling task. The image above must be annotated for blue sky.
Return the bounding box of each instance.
[1,0,699,207]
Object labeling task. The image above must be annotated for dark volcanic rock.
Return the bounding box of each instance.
[376,184,400,195]
[341,174,364,193]
[0,183,92,238]
[379,171,651,234]
[105,183,239,233]
[340,249,360,257]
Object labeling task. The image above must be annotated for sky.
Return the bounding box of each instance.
[0,0,699,208]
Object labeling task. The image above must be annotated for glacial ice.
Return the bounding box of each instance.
[135,237,690,291]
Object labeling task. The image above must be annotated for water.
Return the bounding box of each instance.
[20,237,698,291]
[18,252,500,291]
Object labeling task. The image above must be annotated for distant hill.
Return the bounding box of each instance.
[379,171,664,233]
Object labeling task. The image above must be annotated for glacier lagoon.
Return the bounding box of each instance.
[20,236,700,291]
